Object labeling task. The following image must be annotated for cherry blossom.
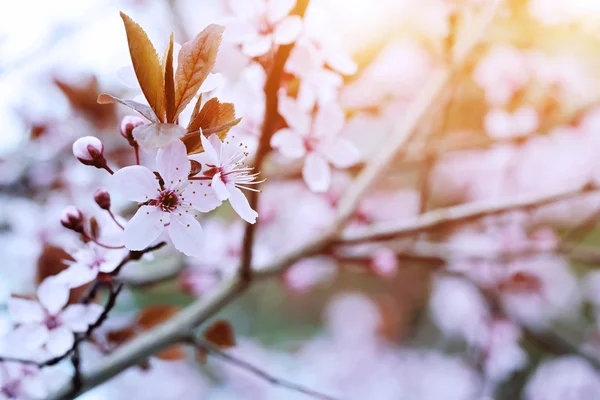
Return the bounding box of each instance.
[0,362,64,400]
[525,356,600,400]
[191,134,260,224]
[224,0,303,57]
[271,96,360,192]
[112,140,221,256]
[484,106,539,140]
[57,243,128,288]
[7,277,103,357]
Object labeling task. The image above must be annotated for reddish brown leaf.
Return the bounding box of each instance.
[174,24,224,119]
[106,327,137,346]
[136,305,180,330]
[183,98,237,154]
[120,12,165,122]
[195,346,208,364]
[164,33,176,123]
[98,93,158,123]
[202,118,242,136]
[156,345,186,361]
[54,76,115,128]
[203,319,236,349]
[188,93,203,124]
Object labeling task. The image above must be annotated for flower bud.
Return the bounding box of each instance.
[120,116,145,146]
[94,188,111,210]
[370,248,398,278]
[72,136,107,169]
[60,206,84,233]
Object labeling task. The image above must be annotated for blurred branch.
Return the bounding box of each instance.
[188,339,342,400]
[46,3,504,398]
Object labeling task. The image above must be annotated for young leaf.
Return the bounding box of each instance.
[183,98,238,154]
[203,319,236,349]
[98,93,159,123]
[164,33,176,123]
[136,305,180,330]
[174,24,224,119]
[120,12,166,122]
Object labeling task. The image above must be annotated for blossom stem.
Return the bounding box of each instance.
[134,146,140,165]
[103,164,115,175]
[107,210,125,230]
[83,233,126,250]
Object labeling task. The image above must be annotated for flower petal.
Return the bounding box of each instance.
[267,0,296,22]
[314,102,345,136]
[322,137,361,168]
[199,73,224,93]
[271,128,306,159]
[227,185,258,224]
[37,277,69,315]
[57,263,98,289]
[273,16,302,45]
[61,304,92,333]
[133,123,186,150]
[325,51,358,75]
[242,35,273,58]
[124,206,165,251]
[11,324,49,351]
[169,214,204,257]
[45,326,74,357]
[279,96,311,134]
[112,165,160,203]
[183,183,223,213]
[8,298,44,324]
[212,173,230,201]
[229,0,265,18]
[156,139,191,187]
[200,133,220,165]
[302,152,331,192]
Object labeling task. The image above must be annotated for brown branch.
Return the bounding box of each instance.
[189,339,342,400]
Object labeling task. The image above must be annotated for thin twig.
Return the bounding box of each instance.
[190,339,343,400]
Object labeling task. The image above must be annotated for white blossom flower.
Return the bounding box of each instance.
[7,277,103,357]
[271,96,360,192]
[112,140,221,256]
[224,0,303,57]
[57,243,128,288]
[192,134,260,224]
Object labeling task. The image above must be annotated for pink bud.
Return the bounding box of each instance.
[370,248,398,278]
[72,136,113,173]
[94,188,111,210]
[60,205,84,233]
[120,116,145,146]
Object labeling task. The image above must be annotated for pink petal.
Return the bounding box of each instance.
[212,173,230,201]
[156,140,191,187]
[242,35,273,58]
[168,214,204,257]
[314,102,345,136]
[200,133,220,165]
[199,73,224,93]
[279,96,311,134]
[124,206,165,251]
[8,298,44,324]
[227,185,258,224]
[286,39,323,76]
[37,277,69,315]
[228,0,265,18]
[267,0,296,22]
[57,263,98,288]
[322,137,361,168]
[182,184,223,213]
[302,152,331,192]
[273,16,302,45]
[12,324,49,351]
[112,165,160,202]
[325,51,358,75]
[271,128,306,159]
[45,327,74,357]
[223,19,257,43]
[132,123,186,150]
[61,304,93,333]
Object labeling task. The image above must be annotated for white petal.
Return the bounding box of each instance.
[227,185,258,224]
[322,137,361,168]
[223,18,257,42]
[133,123,186,150]
[168,214,204,257]
[199,73,224,93]
[273,16,302,45]
[182,184,223,213]
[123,206,165,251]
[12,324,49,351]
[61,304,92,333]
[314,102,345,136]
[267,0,296,22]
[302,152,331,192]
[37,277,68,315]
[285,40,323,76]
[8,298,44,324]
[212,173,230,201]
[200,134,220,165]
[279,96,311,134]
[45,327,74,357]
[242,35,273,58]
[85,304,105,325]
[156,139,191,187]
[112,165,160,203]
[271,128,306,159]
[56,263,98,288]
[325,51,358,75]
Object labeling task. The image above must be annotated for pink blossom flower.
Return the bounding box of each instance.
[112,140,221,256]
[0,362,65,400]
[284,256,337,293]
[525,356,600,400]
[271,97,360,192]
[484,106,539,140]
[482,319,528,384]
[58,243,128,288]
[191,134,260,223]
[7,277,103,357]
[224,0,302,57]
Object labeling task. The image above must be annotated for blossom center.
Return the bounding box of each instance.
[151,189,180,212]
[44,314,61,330]
[1,381,20,398]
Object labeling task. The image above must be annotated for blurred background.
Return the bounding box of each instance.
[4,0,600,399]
